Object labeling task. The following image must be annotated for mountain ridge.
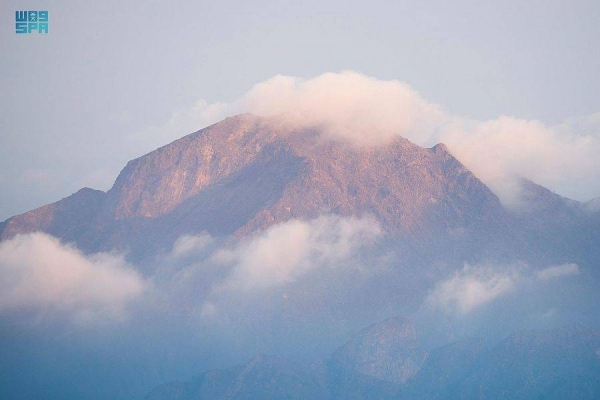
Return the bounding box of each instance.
[2,114,598,271]
[1,114,504,258]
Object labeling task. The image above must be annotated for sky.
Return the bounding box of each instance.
[1,0,600,220]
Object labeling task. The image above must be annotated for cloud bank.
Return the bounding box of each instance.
[144,71,600,204]
[0,233,145,322]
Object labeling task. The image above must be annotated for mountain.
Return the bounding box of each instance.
[146,355,328,400]
[145,317,415,400]
[330,316,427,384]
[1,114,502,259]
[4,113,597,268]
[453,326,600,399]
[146,319,600,400]
[585,197,600,213]
[508,178,600,266]
[2,113,598,276]
[0,187,105,245]
[403,337,487,399]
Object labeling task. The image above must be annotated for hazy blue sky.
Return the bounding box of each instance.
[1,0,600,220]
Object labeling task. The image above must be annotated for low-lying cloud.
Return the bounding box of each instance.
[426,262,581,314]
[0,233,145,322]
[213,215,382,291]
[426,264,519,314]
[145,71,600,205]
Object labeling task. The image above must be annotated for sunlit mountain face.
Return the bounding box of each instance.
[2,114,600,399]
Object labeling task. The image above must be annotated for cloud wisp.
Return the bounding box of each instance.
[0,233,145,323]
[425,262,581,314]
[425,264,519,314]
[535,263,580,281]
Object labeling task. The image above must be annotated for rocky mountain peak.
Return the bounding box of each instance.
[1,113,507,258]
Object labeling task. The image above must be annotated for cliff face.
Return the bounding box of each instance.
[101,113,500,235]
[106,115,282,220]
[0,114,505,260]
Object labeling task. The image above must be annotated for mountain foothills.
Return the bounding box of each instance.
[146,317,600,400]
[1,114,598,268]
[2,114,600,399]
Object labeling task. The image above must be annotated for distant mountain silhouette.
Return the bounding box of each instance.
[147,318,600,399]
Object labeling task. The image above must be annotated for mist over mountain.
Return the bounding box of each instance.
[1,114,599,399]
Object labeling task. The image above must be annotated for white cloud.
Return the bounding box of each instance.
[535,263,580,280]
[170,233,214,259]
[213,215,381,291]
[145,71,600,204]
[426,262,582,314]
[438,115,600,206]
[233,71,447,146]
[0,233,145,322]
[426,264,519,314]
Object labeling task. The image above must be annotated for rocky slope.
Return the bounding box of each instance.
[1,114,503,260]
[2,113,598,276]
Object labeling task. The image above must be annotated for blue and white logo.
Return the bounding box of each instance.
[16,11,49,34]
